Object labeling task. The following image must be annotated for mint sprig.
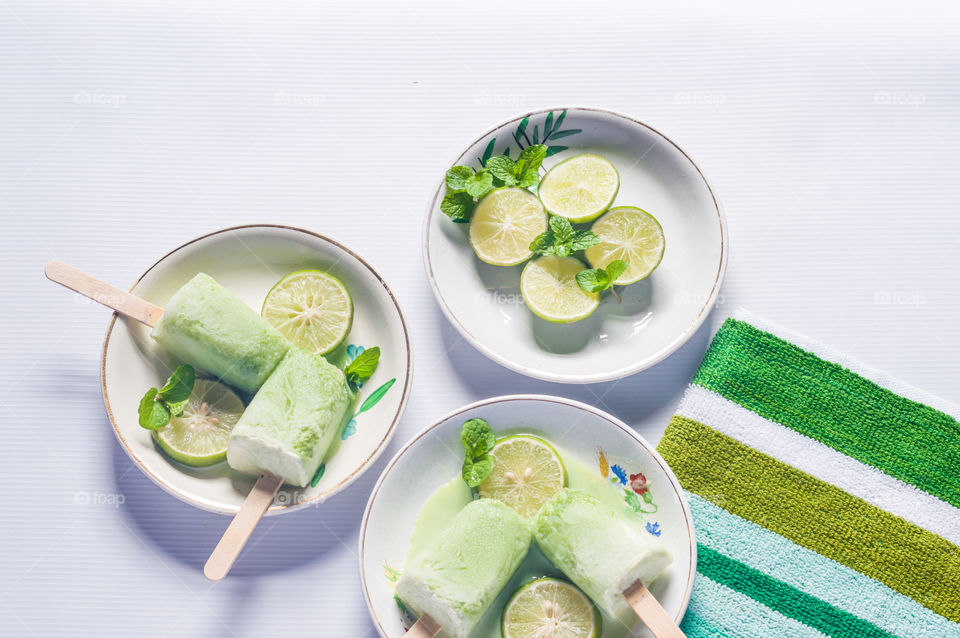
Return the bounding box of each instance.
[138,365,196,430]
[529,216,599,257]
[576,260,628,301]
[460,418,496,487]
[441,144,548,223]
[345,346,381,391]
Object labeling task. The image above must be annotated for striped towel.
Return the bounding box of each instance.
[657,312,960,638]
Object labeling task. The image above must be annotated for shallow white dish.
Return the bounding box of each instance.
[359,395,696,638]
[424,106,727,383]
[101,224,413,515]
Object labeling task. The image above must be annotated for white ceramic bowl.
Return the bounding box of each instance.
[359,395,696,638]
[424,106,727,383]
[101,224,413,515]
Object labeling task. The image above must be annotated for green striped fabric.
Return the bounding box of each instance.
[657,316,960,638]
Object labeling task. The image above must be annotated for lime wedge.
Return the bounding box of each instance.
[521,256,600,324]
[469,187,547,266]
[152,379,244,466]
[585,206,665,284]
[538,154,619,223]
[478,435,566,518]
[262,270,353,355]
[502,578,601,638]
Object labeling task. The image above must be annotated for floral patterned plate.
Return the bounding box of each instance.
[101,224,413,515]
[423,106,727,384]
[359,395,696,638]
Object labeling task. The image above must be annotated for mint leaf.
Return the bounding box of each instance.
[345,346,380,389]
[530,217,600,257]
[576,259,627,293]
[515,144,547,187]
[576,268,609,293]
[158,364,195,404]
[486,156,518,185]
[441,192,475,223]
[461,418,495,457]
[462,455,494,487]
[465,169,494,199]
[445,166,473,191]
[138,387,171,430]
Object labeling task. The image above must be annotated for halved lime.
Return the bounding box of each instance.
[585,206,665,284]
[469,187,548,266]
[502,578,601,638]
[262,270,353,355]
[538,154,619,223]
[478,435,566,518]
[521,256,600,324]
[152,380,244,466]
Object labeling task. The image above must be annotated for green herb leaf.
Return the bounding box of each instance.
[345,346,381,388]
[461,418,495,458]
[530,216,600,257]
[445,166,474,191]
[576,259,627,293]
[158,364,195,404]
[462,454,494,487]
[486,156,518,185]
[441,192,475,223]
[138,387,171,430]
[515,144,547,183]
[465,169,494,199]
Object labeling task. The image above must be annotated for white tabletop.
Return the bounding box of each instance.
[2,1,958,635]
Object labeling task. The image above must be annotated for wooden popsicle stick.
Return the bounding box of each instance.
[623,581,686,638]
[204,472,284,581]
[44,260,164,327]
[406,615,442,638]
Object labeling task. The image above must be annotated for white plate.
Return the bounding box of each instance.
[101,224,413,515]
[424,106,727,383]
[359,395,696,638]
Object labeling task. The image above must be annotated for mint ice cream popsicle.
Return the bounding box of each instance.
[227,347,352,487]
[151,273,290,393]
[396,499,532,638]
[532,488,673,619]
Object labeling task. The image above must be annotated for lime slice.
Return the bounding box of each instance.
[585,206,665,284]
[469,187,548,266]
[520,256,600,324]
[478,435,567,518]
[502,578,601,638]
[262,270,353,355]
[152,380,244,466]
[538,154,619,223]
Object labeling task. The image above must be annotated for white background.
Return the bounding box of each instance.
[2,1,958,636]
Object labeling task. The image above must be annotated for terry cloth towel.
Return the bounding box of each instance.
[657,311,960,638]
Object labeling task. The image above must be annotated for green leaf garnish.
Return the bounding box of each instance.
[345,346,381,390]
[138,365,196,430]
[445,166,473,191]
[460,418,496,487]
[441,192,475,223]
[486,156,518,186]
[514,144,547,188]
[465,169,495,199]
[529,216,599,258]
[576,259,628,293]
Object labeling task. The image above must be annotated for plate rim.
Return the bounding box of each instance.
[358,393,697,637]
[99,223,414,516]
[422,105,728,384]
